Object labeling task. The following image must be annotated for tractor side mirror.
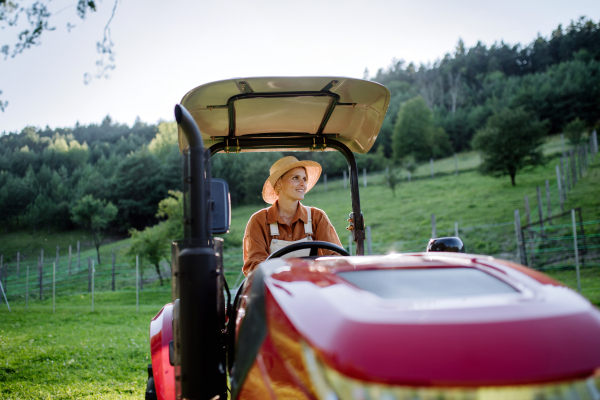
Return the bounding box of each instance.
[427,237,465,253]
[211,179,231,234]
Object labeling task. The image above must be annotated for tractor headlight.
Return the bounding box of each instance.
[302,342,600,400]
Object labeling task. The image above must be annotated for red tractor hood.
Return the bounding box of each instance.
[257,253,600,387]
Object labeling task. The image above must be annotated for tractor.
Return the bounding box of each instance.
[146,77,600,400]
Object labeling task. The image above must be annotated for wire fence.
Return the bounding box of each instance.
[0,251,170,310]
[1,132,598,309]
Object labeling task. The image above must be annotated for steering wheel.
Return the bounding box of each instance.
[266,240,351,260]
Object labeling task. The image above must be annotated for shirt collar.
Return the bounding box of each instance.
[266,201,307,225]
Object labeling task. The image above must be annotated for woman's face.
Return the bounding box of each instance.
[277,167,307,202]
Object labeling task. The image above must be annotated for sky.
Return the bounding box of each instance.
[1,0,599,134]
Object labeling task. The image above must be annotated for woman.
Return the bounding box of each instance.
[242,156,343,275]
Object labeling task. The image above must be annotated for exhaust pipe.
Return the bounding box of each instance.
[174,104,226,399]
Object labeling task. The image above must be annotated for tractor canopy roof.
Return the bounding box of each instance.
[177,76,390,154]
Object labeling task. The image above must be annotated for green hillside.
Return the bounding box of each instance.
[226,148,600,252]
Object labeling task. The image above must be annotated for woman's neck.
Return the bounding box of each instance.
[276,197,299,222]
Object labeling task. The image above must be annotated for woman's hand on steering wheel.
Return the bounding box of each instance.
[266,241,350,260]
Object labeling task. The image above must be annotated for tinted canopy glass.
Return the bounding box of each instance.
[337,268,518,300]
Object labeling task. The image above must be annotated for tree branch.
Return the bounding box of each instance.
[84,0,117,84]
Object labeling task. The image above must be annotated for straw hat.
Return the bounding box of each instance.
[262,156,322,204]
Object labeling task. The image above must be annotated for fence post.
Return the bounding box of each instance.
[324,174,327,192]
[348,235,353,256]
[524,196,531,226]
[87,257,92,292]
[577,208,587,268]
[56,246,59,272]
[366,226,372,255]
[556,165,565,213]
[77,241,80,271]
[586,144,591,169]
[430,158,434,178]
[431,214,437,239]
[545,180,552,223]
[454,153,458,175]
[0,279,9,312]
[571,209,581,293]
[26,265,29,311]
[514,210,526,265]
[561,156,569,192]
[524,196,535,265]
[594,129,598,155]
[68,245,72,276]
[566,154,572,191]
[570,149,577,186]
[343,170,347,189]
[363,168,367,188]
[16,252,19,278]
[112,252,116,291]
[136,255,139,312]
[53,262,55,313]
[561,134,565,157]
[455,222,459,237]
[578,147,583,180]
[92,260,95,312]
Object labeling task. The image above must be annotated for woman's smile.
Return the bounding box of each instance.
[279,167,308,202]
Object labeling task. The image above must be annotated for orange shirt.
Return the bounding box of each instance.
[242,201,343,275]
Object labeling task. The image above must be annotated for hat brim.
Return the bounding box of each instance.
[262,160,322,204]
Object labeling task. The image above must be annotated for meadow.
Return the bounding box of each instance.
[0,291,171,399]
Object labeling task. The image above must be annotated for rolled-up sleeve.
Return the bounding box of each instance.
[242,212,270,276]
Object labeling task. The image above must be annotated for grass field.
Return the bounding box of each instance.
[0,291,171,399]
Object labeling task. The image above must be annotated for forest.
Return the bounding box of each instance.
[1,17,599,238]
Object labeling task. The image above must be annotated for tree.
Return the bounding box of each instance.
[126,225,170,286]
[25,193,52,235]
[564,117,587,145]
[402,155,418,174]
[386,168,401,197]
[392,96,452,162]
[125,190,183,286]
[110,148,167,230]
[71,194,117,263]
[472,108,548,186]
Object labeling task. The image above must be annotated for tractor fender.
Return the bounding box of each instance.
[150,303,176,400]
